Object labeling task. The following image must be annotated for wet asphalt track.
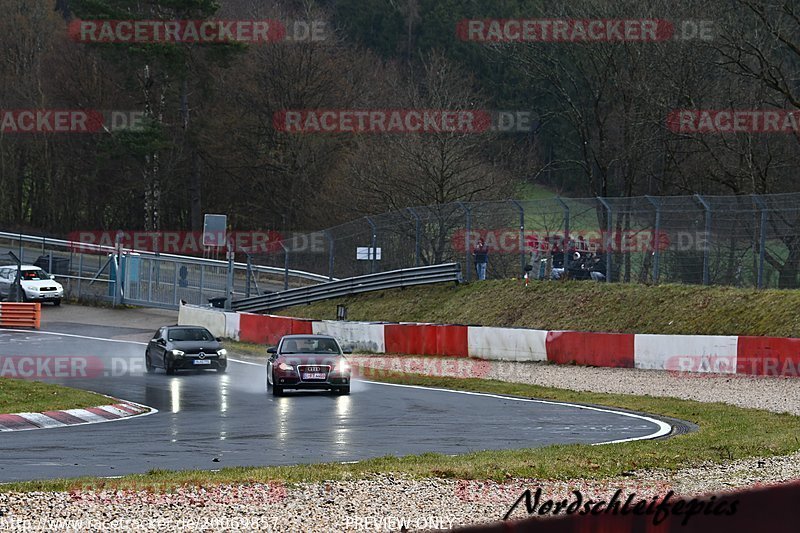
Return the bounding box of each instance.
[0,322,669,482]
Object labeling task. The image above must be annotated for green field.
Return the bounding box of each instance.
[280,280,800,337]
[0,377,111,414]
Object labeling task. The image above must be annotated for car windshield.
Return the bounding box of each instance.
[21,269,49,281]
[281,338,340,354]
[167,328,214,342]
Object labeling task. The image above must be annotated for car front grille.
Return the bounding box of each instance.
[297,365,331,381]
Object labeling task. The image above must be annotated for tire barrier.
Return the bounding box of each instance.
[0,302,41,329]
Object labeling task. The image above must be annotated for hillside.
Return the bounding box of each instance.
[280,280,800,337]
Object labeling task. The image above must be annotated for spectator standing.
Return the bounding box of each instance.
[473,238,489,281]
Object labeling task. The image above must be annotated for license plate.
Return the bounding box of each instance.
[193,359,212,365]
[302,372,326,380]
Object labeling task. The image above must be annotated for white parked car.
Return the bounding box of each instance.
[0,265,64,305]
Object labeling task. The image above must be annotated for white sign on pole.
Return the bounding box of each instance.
[356,247,381,260]
[203,214,227,247]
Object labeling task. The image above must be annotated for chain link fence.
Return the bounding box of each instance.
[249,193,800,290]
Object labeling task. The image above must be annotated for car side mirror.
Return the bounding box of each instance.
[157,338,166,345]
[50,274,56,280]
[343,350,352,354]
[215,337,222,342]
[267,347,277,354]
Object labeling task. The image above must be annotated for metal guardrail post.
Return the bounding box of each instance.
[752,195,768,289]
[694,194,711,285]
[457,201,471,282]
[555,197,570,272]
[509,200,526,274]
[645,195,662,284]
[407,207,421,267]
[325,230,335,280]
[597,197,613,282]
[365,217,377,274]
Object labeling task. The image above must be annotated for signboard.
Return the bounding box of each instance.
[356,247,381,260]
[202,214,227,247]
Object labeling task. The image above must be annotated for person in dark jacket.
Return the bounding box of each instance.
[473,238,489,280]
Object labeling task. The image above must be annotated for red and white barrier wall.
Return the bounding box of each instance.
[178,305,800,377]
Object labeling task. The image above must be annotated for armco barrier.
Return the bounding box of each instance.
[737,336,800,377]
[0,302,41,329]
[312,320,385,353]
[468,327,548,362]
[635,334,739,373]
[384,324,469,357]
[177,304,226,338]
[238,313,313,345]
[546,331,634,367]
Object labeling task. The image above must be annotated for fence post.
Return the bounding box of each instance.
[199,264,204,305]
[752,195,767,289]
[555,197,570,273]
[281,242,290,290]
[645,195,662,284]
[407,207,421,267]
[694,194,711,285]
[225,246,234,310]
[173,260,179,306]
[509,200,526,274]
[365,217,377,274]
[457,201,471,282]
[245,253,252,297]
[597,197,613,282]
[77,252,83,301]
[325,230,335,280]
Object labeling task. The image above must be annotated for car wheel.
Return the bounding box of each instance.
[217,365,227,374]
[165,362,176,375]
[53,299,61,306]
[334,386,350,395]
[145,354,155,374]
[271,377,283,396]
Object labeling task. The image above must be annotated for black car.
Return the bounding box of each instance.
[145,325,227,374]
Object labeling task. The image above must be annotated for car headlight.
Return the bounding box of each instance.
[170,349,185,358]
[277,362,294,372]
[217,349,227,358]
[337,360,350,373]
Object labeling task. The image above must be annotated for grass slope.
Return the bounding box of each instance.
[280,280,800,337]
[0,377,111,414]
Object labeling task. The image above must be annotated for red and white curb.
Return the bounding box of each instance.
[0,400,156,431]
